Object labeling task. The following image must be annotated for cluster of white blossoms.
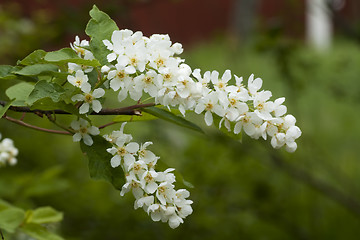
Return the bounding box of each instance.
[98,29,301,152]
[67,37,106,116]
[104,123,193,229]
[0,133,18,167]
[61,28,302,228]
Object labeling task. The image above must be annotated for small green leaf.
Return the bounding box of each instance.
[27,81,65,105]
[13,64,59,76]
[5,82,34,106]
[113,111,158,122]
[80,135,125,190]
[28,207,63,224]
[44,48,100,66]
[20,50,47,65]
[142,107,204,133]
[85,5,119,65]
[0,100,14,118]
[0,207,25,233]
[21,223,64,240]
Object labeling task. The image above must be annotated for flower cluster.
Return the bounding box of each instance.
[67,38,106,116]
[0,133,18,167]
[99,29,301,152]
[104,123,193,229]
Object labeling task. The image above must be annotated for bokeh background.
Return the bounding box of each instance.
[1,0,360,239]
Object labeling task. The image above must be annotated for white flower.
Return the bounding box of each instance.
[117,37,147,74]
[226,75,250,101]
[134,195,154,210]
[68,63,93,74]
[128,160,147,177]
[70,36,94,60]
[234,112,263,137]
[140,170,159,194]
[247,74,263,96]
[103,29,134,62]
[120,172,144,199]
[195,91,226,126]
[137,142,159,169]
[211,70,232,93]
[147,204,167,222]
[71,119,99,146]
[71,88,105,114]
[103,122,132,144]
[156,168,176,184]
[67,70,91,93]
[156,181,176,205]
[253,90,273,120]
[268,97,287,117]
[0,135,18,167]
[107,141,139,168]
[168,214,184,229]
[107,63,134,102]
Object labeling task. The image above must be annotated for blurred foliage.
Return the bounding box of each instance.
[1,2,360,239]
[0,4,58,65]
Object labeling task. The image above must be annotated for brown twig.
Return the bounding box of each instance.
[99,122,117,129]
[0,100,155,116]
[2,115,71,135]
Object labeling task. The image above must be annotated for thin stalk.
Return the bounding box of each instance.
[3,115,71,135]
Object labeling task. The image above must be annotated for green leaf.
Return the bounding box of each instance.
[0,199,12,210]
[113,111,158,122]
[20,50,47,65]
[30,98,72,111]
[5,82,34,106]
[0,207,25,233]
[0,65,38,82]
[13,64,59,76]
[85,5,119,65]
[0,100,14,118]
[80,135,125,190]
[142,107,204,133]
[27,207,63,224]
[0,65,14,79]
[44,48,100,66]
[21,223,64,240]
[27,81,65,105]
[86,68,99,87]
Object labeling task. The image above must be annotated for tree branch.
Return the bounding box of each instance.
[269,152,360,219]
[2,115,71,135]
[0,100,155,116]
[98,121,117,129]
